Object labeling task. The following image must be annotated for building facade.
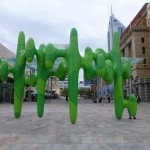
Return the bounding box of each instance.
[120,3,150,102]
[0,44,15,103]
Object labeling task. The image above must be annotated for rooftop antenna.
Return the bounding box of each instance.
[111,5,113,15]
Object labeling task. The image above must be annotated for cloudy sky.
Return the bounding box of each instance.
[0,0,148,81]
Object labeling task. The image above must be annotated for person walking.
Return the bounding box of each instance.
[107,95,110,103]
[66,95,69,106]
[136,93,141,104]
[99,96,103,106]
[99,96,102,104]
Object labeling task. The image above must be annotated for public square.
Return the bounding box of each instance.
[0,99,150,150]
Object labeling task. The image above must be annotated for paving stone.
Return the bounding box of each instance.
[0,100,150,150]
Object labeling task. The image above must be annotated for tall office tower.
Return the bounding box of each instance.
[107,12,125,51]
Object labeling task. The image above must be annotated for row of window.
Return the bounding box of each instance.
[122,37,147,67]
[141,36,146,67]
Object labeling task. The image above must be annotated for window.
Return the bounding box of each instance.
[122,49,125,57]
[114,19,117,22]
[118,27,125,36]
[32,69,35,73]
[141,38,144,43]
[143,58,146,67]
[142,47,145,54]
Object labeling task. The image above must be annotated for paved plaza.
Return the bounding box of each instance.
[0,99,150,150]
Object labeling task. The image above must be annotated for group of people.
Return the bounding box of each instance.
[98,94,111,104]
[65,93,141,120]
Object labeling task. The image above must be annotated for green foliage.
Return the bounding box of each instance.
[78,88,93,98]
[60,88,68,96]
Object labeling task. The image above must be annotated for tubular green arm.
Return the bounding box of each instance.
[25,38,55,118]
[109,32,124,119]
[45,44,66,69]
[12,32,26,118]
[96,54,113,84]
[109,32,137,119]
[44,28,82,124]
[81,47,96,80]
[25,74,37,86]
[66,28,81,124]
[37,49,54,117]
[95,48,109,59]
[0,32,26,118]
[0,59,9,81]
[123,94,137,117]
[54,58,68,80]
[122,59,131,80]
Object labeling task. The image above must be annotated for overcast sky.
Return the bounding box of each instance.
[0,0,148,81]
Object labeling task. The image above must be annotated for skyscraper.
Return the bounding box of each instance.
[107,13,125,51]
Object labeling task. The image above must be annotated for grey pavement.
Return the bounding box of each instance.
[0,99,150,150]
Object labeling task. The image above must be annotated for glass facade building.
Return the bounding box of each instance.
[107,14,125,51]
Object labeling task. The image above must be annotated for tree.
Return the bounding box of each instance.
[60,88,68,96]
[78,88,93,99]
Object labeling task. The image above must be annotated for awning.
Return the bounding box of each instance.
[121,57,144,65]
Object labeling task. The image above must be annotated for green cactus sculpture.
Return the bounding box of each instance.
[0,28,137,124]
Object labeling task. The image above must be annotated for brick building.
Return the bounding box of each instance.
[120,3,150,102]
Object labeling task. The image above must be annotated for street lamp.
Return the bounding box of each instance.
[50,77,53,99]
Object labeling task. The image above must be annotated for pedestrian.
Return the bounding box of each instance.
[99,96,103,106]
[129,113,136,119]
[11,98,14,104]
[66,95,69,106]
[99,96,102,104]
[107,94,110,103]
[136,93,141,104]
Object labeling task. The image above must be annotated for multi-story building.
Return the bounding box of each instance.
[120,3,150,102]
[0,43,15,103]
[107,13,125,51]
[0,42,69,102]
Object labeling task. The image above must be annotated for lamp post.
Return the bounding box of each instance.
[101,77,103,97]
[46,77,50,100]
[93,77,97,101]
[97,76,100,99]
[28,67,32,102]
[50,77,53,99]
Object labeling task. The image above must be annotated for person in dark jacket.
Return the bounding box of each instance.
[66,95,69,106]
[136,93,141,104]
[107,95,110,103]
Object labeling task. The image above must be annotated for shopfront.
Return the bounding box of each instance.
[0,83,13,103]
